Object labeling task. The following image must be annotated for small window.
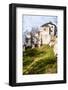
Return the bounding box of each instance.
[51,26,53,28]
[44,28,46,31]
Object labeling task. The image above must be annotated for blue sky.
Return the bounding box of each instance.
[22,15,57,33]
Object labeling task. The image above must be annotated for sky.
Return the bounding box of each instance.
[22,15,57,33]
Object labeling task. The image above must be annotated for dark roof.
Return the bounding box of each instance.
[41,22,56,27]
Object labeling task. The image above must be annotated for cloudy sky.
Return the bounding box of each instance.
[22,15,57,33]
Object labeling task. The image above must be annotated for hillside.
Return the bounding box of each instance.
[23,45,57,75]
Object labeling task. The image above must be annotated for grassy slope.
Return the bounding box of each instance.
[23,45,57,75]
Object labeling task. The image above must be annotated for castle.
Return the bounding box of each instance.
[23,22,57,55]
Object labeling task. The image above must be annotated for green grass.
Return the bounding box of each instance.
[23,45,57,75]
